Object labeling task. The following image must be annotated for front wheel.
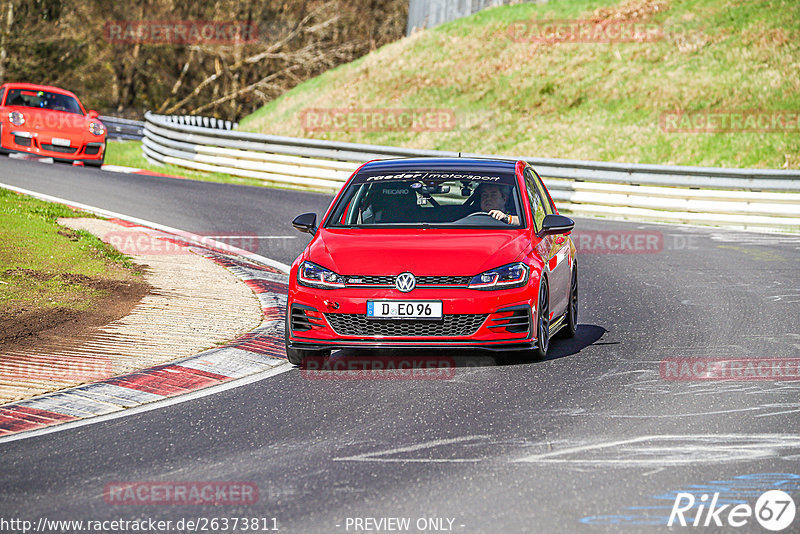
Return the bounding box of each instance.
[285,346,328,366]
[84,155,105,168]
[284,307,329,365]
[532,277,550,359]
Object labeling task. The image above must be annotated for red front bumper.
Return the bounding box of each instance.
[0,124,105,162]
[287,282,539,351]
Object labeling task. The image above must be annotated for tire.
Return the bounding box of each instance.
[533,276,550,359]
[84,155,104,167]
[284,307,329,365]
[560,264,578,338]
[285,346,328,366]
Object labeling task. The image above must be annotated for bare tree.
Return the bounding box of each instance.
[0,0,407,120]
[0,1,13,83]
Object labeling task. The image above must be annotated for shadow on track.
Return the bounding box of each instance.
[492,324,608,366]
[298,324,607,373]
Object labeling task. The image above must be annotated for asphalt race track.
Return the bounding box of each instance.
[1,156,800,533]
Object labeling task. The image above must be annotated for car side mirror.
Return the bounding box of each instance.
[292,213,317,234]
[87,110,99,119]
[538,214,574,237]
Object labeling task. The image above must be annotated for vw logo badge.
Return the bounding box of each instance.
[395,272,416,293]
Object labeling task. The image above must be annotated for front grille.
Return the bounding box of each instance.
[84,144,101,155]
[344,275,471,287]
[345,275,394,285]
[41,144,77,154]
[325,313,486,337]
[13,135,31,147]
[418,275,471,285]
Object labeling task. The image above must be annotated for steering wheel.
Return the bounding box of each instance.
[464,211,491,218]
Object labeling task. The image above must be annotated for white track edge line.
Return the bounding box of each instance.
[0,364,292,445]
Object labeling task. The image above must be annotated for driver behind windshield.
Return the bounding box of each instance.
[478,183,519,225]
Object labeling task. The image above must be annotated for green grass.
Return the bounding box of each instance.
[105,140,283,188]
[0,188,140,316]
[239,0,800,169]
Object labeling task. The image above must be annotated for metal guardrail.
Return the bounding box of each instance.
[142,111,800,231]
[101,114,235,141]
[99,116,145,141]
[157,114,238,130]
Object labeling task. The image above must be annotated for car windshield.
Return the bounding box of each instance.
[4,88,83,114]
[326,169,525,228]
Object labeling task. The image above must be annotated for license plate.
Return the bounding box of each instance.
[367,300,442,320]
[51,137,72,147]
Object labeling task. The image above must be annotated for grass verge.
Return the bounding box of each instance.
[104,140,279,188]
[0,188,142,335]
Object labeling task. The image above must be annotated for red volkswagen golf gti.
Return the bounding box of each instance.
[286,158,577,364]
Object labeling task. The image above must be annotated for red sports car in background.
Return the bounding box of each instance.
[0,82,106,166]
[286,157,577,364]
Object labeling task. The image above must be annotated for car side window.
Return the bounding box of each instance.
[524,168,547,233]
[0,88,5,106]
[532,170,556,215]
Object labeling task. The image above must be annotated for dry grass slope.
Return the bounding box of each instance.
[241,0,800,169]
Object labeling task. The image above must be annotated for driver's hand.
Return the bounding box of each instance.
[488,210,511,223]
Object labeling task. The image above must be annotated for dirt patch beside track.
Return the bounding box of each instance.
[0,218,264,405]
[0,274,149,349]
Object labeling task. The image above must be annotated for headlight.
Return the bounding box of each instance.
[88,121,105,136]
[468,262,529,290]
[9,111,24,126]
[298,261,345,289]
